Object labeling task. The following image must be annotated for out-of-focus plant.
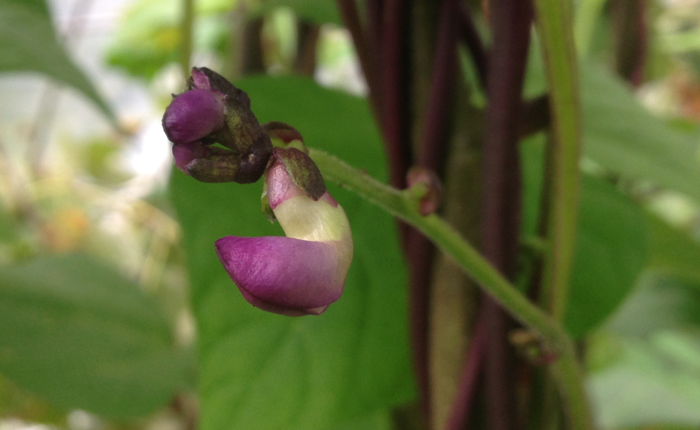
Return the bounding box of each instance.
[5,0,700,430]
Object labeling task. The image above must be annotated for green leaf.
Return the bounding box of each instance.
[252,0,341,25]
[0,254,186,418]
[607,273,700,338]
[171,76,414,430]
[580,64,700,203]
[0,0,115,123]
[646,214,700,282]
[525,52,700,203]
[564,176,647,337]
[520,140,647,337]
[590,335,700,429]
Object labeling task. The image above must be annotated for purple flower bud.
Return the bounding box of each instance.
[162,89,226,144]
[215,157,353,316]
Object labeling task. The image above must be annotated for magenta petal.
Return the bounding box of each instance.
[162,89,225,144]
[215,236,346,314]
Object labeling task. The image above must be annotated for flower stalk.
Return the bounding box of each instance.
[308,147,593,430]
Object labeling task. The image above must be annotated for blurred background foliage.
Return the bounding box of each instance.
[2,0,700,430]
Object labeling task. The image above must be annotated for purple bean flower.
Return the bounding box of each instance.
[215,149,353,316]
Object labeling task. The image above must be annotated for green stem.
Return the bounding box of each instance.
[534,0,581,323]
[180,0,194,76]
[533,1,584,428]
[309,148,594,430]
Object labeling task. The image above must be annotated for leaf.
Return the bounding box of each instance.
[171,76,414,430]
[252,0,341,25]
[580,64,700,203]
[525,52,700,203]
[0,0,115,123]
[0,254,186,418]
[520,140,648,337]
[564,175,647,337]
[607,273,700,338]
[589,335,700,429]
[646,214,700,282]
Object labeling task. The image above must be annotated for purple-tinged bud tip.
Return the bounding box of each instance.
[216,156,353,316]
[172,141,211,174]
[162,89,226,144]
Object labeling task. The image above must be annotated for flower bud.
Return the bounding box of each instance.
[162,67,273,184]
[215,152,353,316]
[406,166,442,216]
[162,89,226,144]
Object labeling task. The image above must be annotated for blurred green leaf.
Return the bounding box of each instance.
[646,214,700,282]
[0,0,115,123]
[607,273,700,337]
[565,176,647,337]
[525,55,700,202]
[580,64,700,203]
[253,0,341,25]
[171,76,414,430]
[521,140,647,337]
[0,254,186,418]
[105,0,180,80]
[332,411,392,430]
[590,335,700,428]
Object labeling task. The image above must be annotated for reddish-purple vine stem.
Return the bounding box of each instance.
[419,0,459,172]
[445,313,486,430]
[407,0,460,425]
[479,0,534,429]
[382,0,412,190]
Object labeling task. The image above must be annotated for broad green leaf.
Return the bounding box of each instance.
[0,0,115,123]
[646,214,700,282]
[171,76,414,430]
[521,140,647,337]
[589,335,700,429]
[0,254,186,418]
[333,410,392,430]
[607,273,700,337]
[580,64,700,203]
[252,0,341,25]
[565,176,647,337]
[525,53,700,203]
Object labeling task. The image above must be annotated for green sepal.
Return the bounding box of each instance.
[273,147,326,201]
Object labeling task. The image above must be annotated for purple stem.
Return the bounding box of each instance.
[419,0,458,172]
[479,1,534,430]
[407,232,434,427]
[409,0,460,425]
[366,0,385,83]
[382,0,412,190]
[445,313,486,430]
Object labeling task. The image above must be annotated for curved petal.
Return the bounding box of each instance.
[215,236,350,312]
[237,287,328,316]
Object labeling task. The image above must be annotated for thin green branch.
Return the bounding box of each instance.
[534,0,582,324]
[309,148,594,430]
[180,0,194,76]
